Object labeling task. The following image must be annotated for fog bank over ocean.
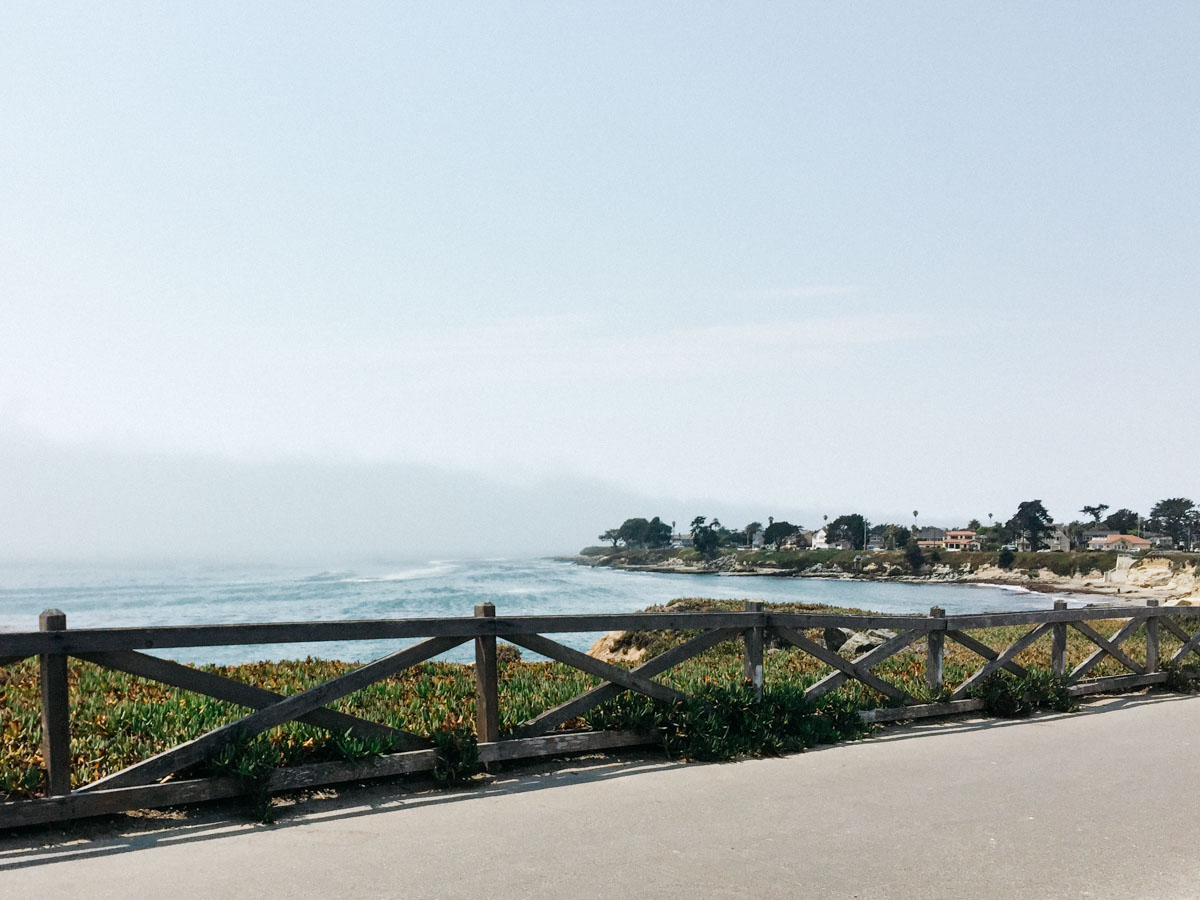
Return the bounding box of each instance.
[0,434,803,563]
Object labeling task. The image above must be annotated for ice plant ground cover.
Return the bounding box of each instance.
[0,599,1192,800]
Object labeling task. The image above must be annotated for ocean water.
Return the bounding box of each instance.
[0,558,1080,665]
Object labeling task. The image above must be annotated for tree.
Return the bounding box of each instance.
[967,519,982,531]
[1066,520,1089,550]
[708,518,739,548]
[610,516,671,549]
[690,516,720,557]
[616,518,650,548]
[1103,508,1140,535]
[827,514,869,551]
[884,524,911,549]
[1080,504,1110,524]
[905,540,925,572]
[644,516,672,548]
[1148,498,1197,548]
[1005,500,1054,551]
[762,520,799,548]
[743,521,763,547]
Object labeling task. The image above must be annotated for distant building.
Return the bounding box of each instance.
[1080,525,1115,549]
[810,527,829,550]
[913,527,979,551]
[669,533,693,549]
[1044,525,1072,553]
[1087,533,1152,552]
[780,530,809,550]
[1013,525,1071,552]
[943,530,978,552]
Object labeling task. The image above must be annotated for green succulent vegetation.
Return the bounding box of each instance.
[970,669,1075,717]
[1,598,1196,804]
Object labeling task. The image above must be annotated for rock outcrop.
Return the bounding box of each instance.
[587,631,647,665]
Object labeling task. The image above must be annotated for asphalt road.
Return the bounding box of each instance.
[3,692,1198,899]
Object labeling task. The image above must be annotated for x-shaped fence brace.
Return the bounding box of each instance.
[79,636,466,792]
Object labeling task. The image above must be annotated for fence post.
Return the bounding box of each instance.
[743,600,764,700]
[1145,599,1160,674]
[39,609,71,796]
[1051,599,1068,678]
[926,606,945,693]
[474,603,500,744]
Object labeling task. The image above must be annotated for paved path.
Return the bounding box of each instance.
[3,693,1199,899]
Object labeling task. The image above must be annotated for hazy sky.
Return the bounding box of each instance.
[2,3,1198,561]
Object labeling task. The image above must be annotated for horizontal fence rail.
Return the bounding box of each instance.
[2,599,1199,829]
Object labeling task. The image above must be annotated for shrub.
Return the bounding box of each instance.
[1163,660,1200,693]
[660,683,865,761]
[431,726,480,785]
[905,542,925,572]
[971,668,1074,717]
[496,642,523,665]
[997,547,1015,569]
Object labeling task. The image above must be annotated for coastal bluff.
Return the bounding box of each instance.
[571,549,1200,607]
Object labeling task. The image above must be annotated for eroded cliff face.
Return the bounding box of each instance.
[1104,558,1199,601]
[961,558,1200,605]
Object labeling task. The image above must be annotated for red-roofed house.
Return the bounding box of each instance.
[1087,533,1152,552]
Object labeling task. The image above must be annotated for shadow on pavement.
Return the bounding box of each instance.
[1,690,1196,871]
[0,754,687,872]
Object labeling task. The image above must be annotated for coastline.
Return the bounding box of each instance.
[562,554,1200,607]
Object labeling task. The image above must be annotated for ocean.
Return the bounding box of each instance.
[0,558,1079,665]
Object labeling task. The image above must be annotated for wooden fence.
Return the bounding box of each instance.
[2,599,1199,829]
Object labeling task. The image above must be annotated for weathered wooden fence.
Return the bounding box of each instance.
[2,599,1199,829]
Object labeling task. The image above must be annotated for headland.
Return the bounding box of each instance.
[567,547,1200,606]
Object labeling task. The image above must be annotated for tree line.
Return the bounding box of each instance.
[597,497,1198,556]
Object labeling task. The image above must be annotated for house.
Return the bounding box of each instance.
[1012,525,1071,552]
[780,530,809,550]
[1080,525,1115,549]
[1087,533,1152,552]
[943,530,978,552]
[669,533,693,549]
[810,527,829,550]
[915,526,948,550]
[1044,525,1071,553]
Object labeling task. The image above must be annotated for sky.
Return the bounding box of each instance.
[1,3,1198,561]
